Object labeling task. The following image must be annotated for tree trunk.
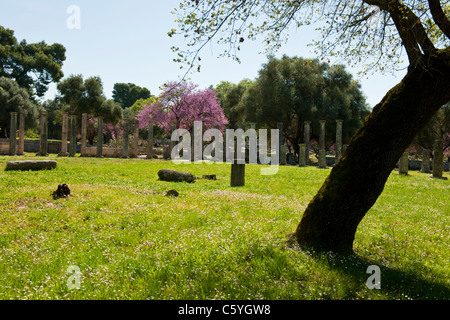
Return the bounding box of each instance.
[295,48,450,253]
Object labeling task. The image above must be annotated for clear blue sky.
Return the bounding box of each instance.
[1,0,407,108]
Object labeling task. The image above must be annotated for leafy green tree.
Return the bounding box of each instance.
[112,83,151,109]
[226,56,369,155]
[57,75,123,144]
[41,99,65,140]
[213,79,253,128]
[0,26,66,98]
[171,0,450,253]
[0,77,39,138]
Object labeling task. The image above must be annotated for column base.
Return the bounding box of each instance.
[430,175,447,180]
[58,152,69,157]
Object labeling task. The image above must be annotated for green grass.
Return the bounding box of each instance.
[0,155,448,300]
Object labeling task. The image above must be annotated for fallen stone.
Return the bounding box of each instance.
[166,189,179,197]
[5,160,57,171]
[52,184,71,199]
[157,169,195,183]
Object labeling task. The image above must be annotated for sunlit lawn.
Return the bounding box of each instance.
[0,155,448,300]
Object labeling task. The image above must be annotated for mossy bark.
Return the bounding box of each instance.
[295,48,450,253]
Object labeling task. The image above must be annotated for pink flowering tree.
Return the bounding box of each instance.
[137,81,228,134]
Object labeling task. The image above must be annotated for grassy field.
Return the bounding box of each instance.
[0,155,448,300]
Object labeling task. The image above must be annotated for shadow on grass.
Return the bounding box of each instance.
[309,250,450,300]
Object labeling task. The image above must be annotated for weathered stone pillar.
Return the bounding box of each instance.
[231,139,245,187]
[169,123,177,161]
[147,122,154,159]
[193,122,203,163]
[38,111,48,157]
[432,137,444,178]
[96,117,103,158]
[319,150,327,169]
[69,115,77,157]
[335,120,343,163]
[9,112,17,156]
[399,152,409,175]
[319,120,326,151]
[17,111,25,155]
[304,121,311,165]
[122,120,130,159]
[81,113,87,156]
[223,126,229,163]
[277,122,284,151]
[130,119,139,158]
[59,113,69,157]
[280,145,287,165]
[421,149,431,173]
[299,144,306,167]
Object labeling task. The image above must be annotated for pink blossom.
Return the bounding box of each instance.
[137,81,228,134]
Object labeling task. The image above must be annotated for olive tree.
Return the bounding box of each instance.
[170,0,450,253]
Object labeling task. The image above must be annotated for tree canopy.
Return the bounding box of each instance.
[0,26,66,98]
[0,76,39,138]
[226,55,370,152]
[57,75,123,144]
[57,75,122,123]
[112,83,151,109]
[213,79,253,128]
[170,1,449,75]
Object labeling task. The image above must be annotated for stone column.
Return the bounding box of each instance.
[432,137,444,178]
[231,139,245,187]
[319,120,326,151]
[38,111,48,157]
[59,113,69,157]
[319,150,327,169]
[304,121,311,166]
[81,113,87,156]
[147,122,154,159]
[9,112,17,156]
[122,120,130,159]
[335,120,343,163]
[131,119,139,158]
[277,122,284,151]
[223,126,229,163]
[69,115,77,157]
[299,144,306,167]
[399,152,409,175]
[169,123,177,161]
[421,149,431,173]
[96,117,103,158]
[17,111,25,155]
[280,145,287,165]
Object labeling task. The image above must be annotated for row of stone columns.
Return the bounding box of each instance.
[278,120,344,168]
[5,111,448,178]
[7,111,150,159]
[398,137,445,178]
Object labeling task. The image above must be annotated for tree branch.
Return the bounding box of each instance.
[364,0,436,66]
[428,0,450,39]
